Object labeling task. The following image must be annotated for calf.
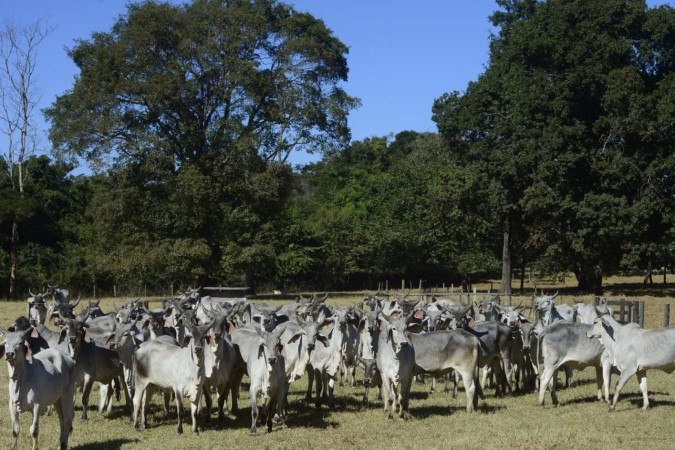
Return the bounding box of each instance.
[588,315,675,410]
[1,327,76,450]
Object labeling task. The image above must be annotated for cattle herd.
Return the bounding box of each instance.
[1,285,675,449]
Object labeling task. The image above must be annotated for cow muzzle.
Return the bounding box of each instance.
[5,352,15,362]
[194,346,203,356]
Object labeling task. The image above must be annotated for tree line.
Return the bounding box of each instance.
[1,0,673,297]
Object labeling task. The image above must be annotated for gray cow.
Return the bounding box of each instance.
[588,315,675,410]
[57,313,128,419]
[538,321,607,406]
[133,321,213,434]
[533,293,575,325]
[307,315,344,409]
[376,314,416,420]
[0,326,76,450]
[231,327,286,434]
[407,328,481,412]
[27,291,49,325]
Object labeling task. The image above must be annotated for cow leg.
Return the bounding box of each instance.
[132,380,148,431]
[120,376,132,414]
[459,369,476,413]
[602,355,612,404]
[174,389,184,434]
[314,369,323,408]
[54,398,70,450]
[305,367,314,401]
[250,387,258,435]
[339,358,346,387]
[81,374,94,420]
[595,366,603,401]
[217,385,227,424]
[452,372,459,399]
[30,404,40,450]
[610,368,635,411]
[190,392,200,434]
[350,363,357,387]
[99,383,110,414]
[550,370,560,405]
[564,367,573,388]
[266,398,275,432]
[636,370,649,410]
[10,397,20,450]
[326,372,336,409]
[538,364,556,406]
[202,385,212,421]
[231,375,242,415]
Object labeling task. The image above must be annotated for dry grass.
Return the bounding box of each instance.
[1,279,674,449]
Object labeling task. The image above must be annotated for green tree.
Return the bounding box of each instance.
[434,0,674,294]
[45,0,358,290]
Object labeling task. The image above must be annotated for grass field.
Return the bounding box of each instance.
[1,279,674,449]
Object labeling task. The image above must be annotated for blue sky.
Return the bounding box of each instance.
[1,0,671,169]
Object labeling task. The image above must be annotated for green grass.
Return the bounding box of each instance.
[1,291,674,449]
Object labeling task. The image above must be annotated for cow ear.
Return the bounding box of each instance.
[316,334,330,347]
[358,318,366,333]
[206,335,214,346]
[288,332,303,344]
[0,342,4,359]
[181,334,193,348]
[24,344,32,363]
[58,328,67,344]
[105,333,115,344]
[83,330,91,343]
[141,319,152,330]
[258,343,265,359]
[30,326,39,339]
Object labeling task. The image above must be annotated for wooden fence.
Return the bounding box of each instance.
[594,297,645,327]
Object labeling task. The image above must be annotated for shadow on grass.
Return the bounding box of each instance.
[411,403,504,419]
[72,438,139,450]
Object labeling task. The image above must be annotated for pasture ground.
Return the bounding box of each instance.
[1,277,674,449]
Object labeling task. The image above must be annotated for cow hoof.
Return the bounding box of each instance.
[193,428,199,435]
[250,429,257,436]
[176,427,183,435]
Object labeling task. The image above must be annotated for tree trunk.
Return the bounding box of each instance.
[576,271,603,295]
[500,218,511,294]
[245,264,255,295]
[643,260,653,286]
[9,220,18,299]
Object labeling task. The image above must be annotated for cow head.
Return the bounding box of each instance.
[27,291,48,325]
[0,327,36,366]
[57,311,90,358]
[379,314,414,355]
[360,357,379,387]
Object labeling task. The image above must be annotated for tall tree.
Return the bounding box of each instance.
[45,0,358,289]
[0,20,51,298]
[433,0,673,294]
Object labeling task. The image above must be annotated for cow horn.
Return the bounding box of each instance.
[112,302,120,313]
[70,297,81,308]
[552,291,559,300]
[29,289,36,297]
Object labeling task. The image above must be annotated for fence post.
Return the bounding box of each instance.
[401,279,405,291]
[619,304,626,323]
[664,304,670,327]
[638,301,645,328]
[631,301,639,325]
[593,296,599,306]
[419,279,423,291]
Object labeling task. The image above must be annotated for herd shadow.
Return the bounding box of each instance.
[72,438,139,450]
